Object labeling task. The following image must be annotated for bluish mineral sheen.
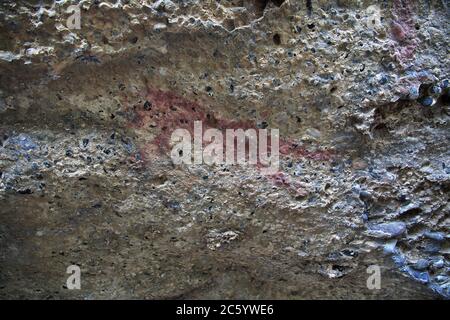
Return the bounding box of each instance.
[435,275,448,283]
[423,231,444,241]
[413,259,430,270]
[423,241,441,254]
[404,267,430,284]
[408,86,420,100]
[432,259,445,269]
[392,254,407,267]
[6,134,37,151]
[121,138,134,154]
[366,221,406,238]
[430,283,450,299]
[383,240,397,254]
[430,85,442,95]
[379,75,388,84]
[420,96,434,106]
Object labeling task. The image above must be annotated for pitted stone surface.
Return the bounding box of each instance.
[0,1,448,299]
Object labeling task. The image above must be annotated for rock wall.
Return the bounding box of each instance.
[0,0,448,299]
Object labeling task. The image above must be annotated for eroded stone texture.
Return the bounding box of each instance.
[0,0,448,299]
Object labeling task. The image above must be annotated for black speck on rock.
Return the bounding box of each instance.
[18,188,32,195]
[144,101,152,111]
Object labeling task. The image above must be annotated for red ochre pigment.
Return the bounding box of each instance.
[124,86,335,195]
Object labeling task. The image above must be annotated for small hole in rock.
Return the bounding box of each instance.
[273,33,281,45]
[272,0,285,6]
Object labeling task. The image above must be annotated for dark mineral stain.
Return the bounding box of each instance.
[306,0,312,15]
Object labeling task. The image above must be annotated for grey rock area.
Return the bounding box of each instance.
[0,0,448,299]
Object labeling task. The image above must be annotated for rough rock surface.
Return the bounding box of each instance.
[0,0,448,299]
